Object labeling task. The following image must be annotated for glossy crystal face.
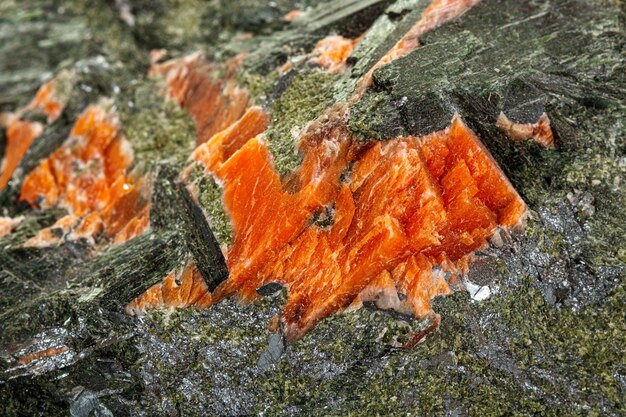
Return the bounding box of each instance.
[128,51,526,340]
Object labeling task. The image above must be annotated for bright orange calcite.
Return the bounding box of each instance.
[128,39,527,341]
[189,106,269,173]
[278,33,362,75]
[308,35,359,74]
[149,53,251,145]
[126,0,523,341]
[0,75,69,189]
[19,105,149,245]
[28,76,67,123]
[126,261,213,314]
[188,109,525,340]
[0,121,43,189]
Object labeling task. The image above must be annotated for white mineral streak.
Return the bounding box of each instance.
[465,280,492,302]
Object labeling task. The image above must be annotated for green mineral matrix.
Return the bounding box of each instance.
[0,0,625,416]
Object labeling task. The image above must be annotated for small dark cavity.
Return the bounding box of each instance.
[256,282,284,297]
[311,203,335,229]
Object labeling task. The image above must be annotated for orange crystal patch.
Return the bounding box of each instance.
[308,35,359,74]
[496,112,555,148]
[278,34,360,75]
[126,261,213,314]
[0,121,43,189]
[150,53,250,145]
[194,109,352,303]
[283,10,305,22]
[28,76,66,123]
[189,106,269,174]
[129,0,524,341]
[19,105,149,245]
[186,110,525,340]
[0,76,69,189]
[0,216,23,239]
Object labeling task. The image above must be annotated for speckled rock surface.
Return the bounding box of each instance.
[1,0,624,416]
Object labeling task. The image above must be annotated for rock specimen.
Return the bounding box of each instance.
[187,107,526,340]
[122,0,526,342]
[0,0,624,415]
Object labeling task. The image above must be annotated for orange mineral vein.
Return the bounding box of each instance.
[19,103,150,246]
[149,53,250,146]
[278,34,361,75]
[126,261,213,314]
[202,114,524,340]
[0,72,71,189]
[131,72,525,341]
[127,0,526,342]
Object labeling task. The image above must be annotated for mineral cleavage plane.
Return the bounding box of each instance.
[184,107,526,341]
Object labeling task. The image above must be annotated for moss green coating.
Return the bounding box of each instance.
[235,68,280,104]
[267,71,336,175]
[118,271,625,416]
[118,78,196,169]
[189,164,233,247]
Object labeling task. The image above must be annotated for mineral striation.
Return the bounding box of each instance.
[122,0,525,341]
[20,104,149,246]
[0,73,70,189]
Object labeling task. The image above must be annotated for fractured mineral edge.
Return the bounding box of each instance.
[4,0,614,347]
[0,0,520,344]
[127,0,524,342]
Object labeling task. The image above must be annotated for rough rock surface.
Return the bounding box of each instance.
[1,0,624,416]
